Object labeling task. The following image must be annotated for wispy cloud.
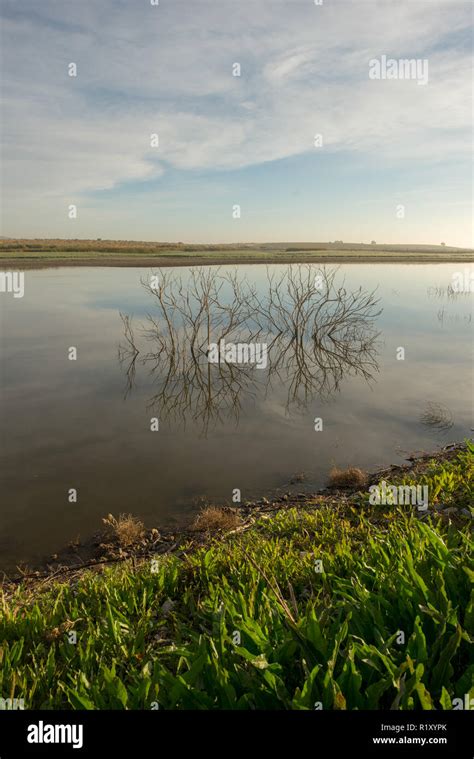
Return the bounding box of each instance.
[0,0,472,241]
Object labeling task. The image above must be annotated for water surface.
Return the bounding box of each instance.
[0,263,472,570]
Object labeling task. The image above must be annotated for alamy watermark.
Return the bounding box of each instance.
[369,481,429,511]
[369,55,429,85]
[0,697,24,710]
[0,271,24,298]
[27,721,83,749]
[452,693,474,710]
[208,340,268,369]
[451,269,474,293]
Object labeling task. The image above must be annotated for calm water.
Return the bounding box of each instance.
[0,263,472,570]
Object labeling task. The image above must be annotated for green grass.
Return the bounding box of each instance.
[362,443,474,511]
[391,445,474,509]
[1,447,472,710]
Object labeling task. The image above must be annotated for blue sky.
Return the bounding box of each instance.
[1,0,472,245]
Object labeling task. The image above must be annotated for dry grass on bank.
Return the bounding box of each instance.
[102,513,145,546]
[328,466,368,489]
[192,506,242,532]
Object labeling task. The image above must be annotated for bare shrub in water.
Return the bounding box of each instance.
[419,402,454,432]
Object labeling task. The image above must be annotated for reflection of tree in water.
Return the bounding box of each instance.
[426,284,473,325]
[419,401,454,434]
[119,266,381,434]
[260,266,381,408]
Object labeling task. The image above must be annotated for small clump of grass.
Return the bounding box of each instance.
[192,506,242,532]
[328,466,368,489]
[101,513,144,546]
[289,471,306,484]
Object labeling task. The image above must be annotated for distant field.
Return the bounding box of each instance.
[0,239,472,267]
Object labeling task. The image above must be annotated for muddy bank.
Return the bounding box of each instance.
[1,441,469,590]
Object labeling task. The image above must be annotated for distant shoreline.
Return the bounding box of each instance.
[1,249,473,269]
[2,239,472,268]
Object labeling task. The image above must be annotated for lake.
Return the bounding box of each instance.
[0,262,472,571]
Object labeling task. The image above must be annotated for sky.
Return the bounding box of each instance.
[0,0,472,246]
